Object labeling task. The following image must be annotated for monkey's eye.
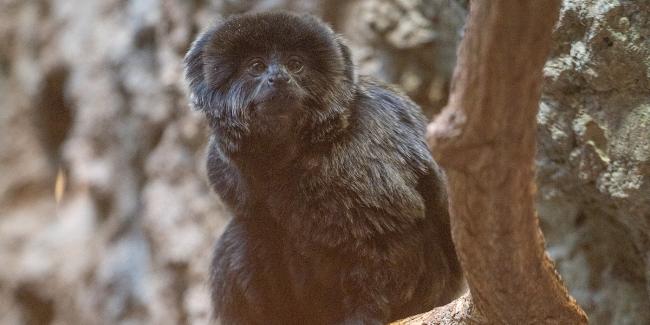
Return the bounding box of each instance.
[287,57,304,73]
[248,59,267,76]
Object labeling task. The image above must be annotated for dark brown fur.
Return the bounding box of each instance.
[184,11,462,325]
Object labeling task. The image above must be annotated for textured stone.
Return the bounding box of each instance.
[538,1,650,324]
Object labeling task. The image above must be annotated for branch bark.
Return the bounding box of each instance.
[394,1,588,323]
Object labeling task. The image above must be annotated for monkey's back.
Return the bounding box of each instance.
[260,76,463,319]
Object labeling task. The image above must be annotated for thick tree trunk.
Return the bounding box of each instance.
[395,1,588,323]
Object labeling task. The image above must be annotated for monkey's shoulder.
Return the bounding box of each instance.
[335,76,433,171]
[354,76,428,135]
[287,78,438,235]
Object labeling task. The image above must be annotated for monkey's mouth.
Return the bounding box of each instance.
[249,95,298,139]
[255,91,299,105]
[253,91,302,116]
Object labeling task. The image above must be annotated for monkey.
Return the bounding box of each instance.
[184,11,463,325]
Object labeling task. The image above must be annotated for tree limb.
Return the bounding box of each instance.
[394,0,588,323]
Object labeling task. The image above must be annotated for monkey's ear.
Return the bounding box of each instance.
[336,37,357,84]
[183,27,217,111]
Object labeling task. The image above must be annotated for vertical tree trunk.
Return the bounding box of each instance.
[397,1,588,323]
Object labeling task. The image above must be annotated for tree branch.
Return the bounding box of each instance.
[394,1,588,323]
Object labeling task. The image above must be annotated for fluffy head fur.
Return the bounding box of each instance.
[185,12,356,155]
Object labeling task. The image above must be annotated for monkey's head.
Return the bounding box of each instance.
[184,12,357,154]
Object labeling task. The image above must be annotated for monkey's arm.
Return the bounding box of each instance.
[206,137,249,213]
[336,164,461,324]
[416,162,464,305]
[211,217,302,325]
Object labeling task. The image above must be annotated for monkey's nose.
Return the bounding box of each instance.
[267,72,290,87]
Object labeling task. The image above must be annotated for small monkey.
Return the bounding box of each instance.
[184,11,462,325]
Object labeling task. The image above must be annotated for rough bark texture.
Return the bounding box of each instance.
[393,293,483,325]
[0,0,648,324]
[419,0,586,323]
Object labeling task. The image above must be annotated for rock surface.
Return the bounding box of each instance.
[0,0,647,324]
[538,1,650,324]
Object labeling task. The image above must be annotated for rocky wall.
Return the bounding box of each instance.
[538,1,650,324]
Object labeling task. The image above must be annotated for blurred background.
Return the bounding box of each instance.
[0,0,649,324]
